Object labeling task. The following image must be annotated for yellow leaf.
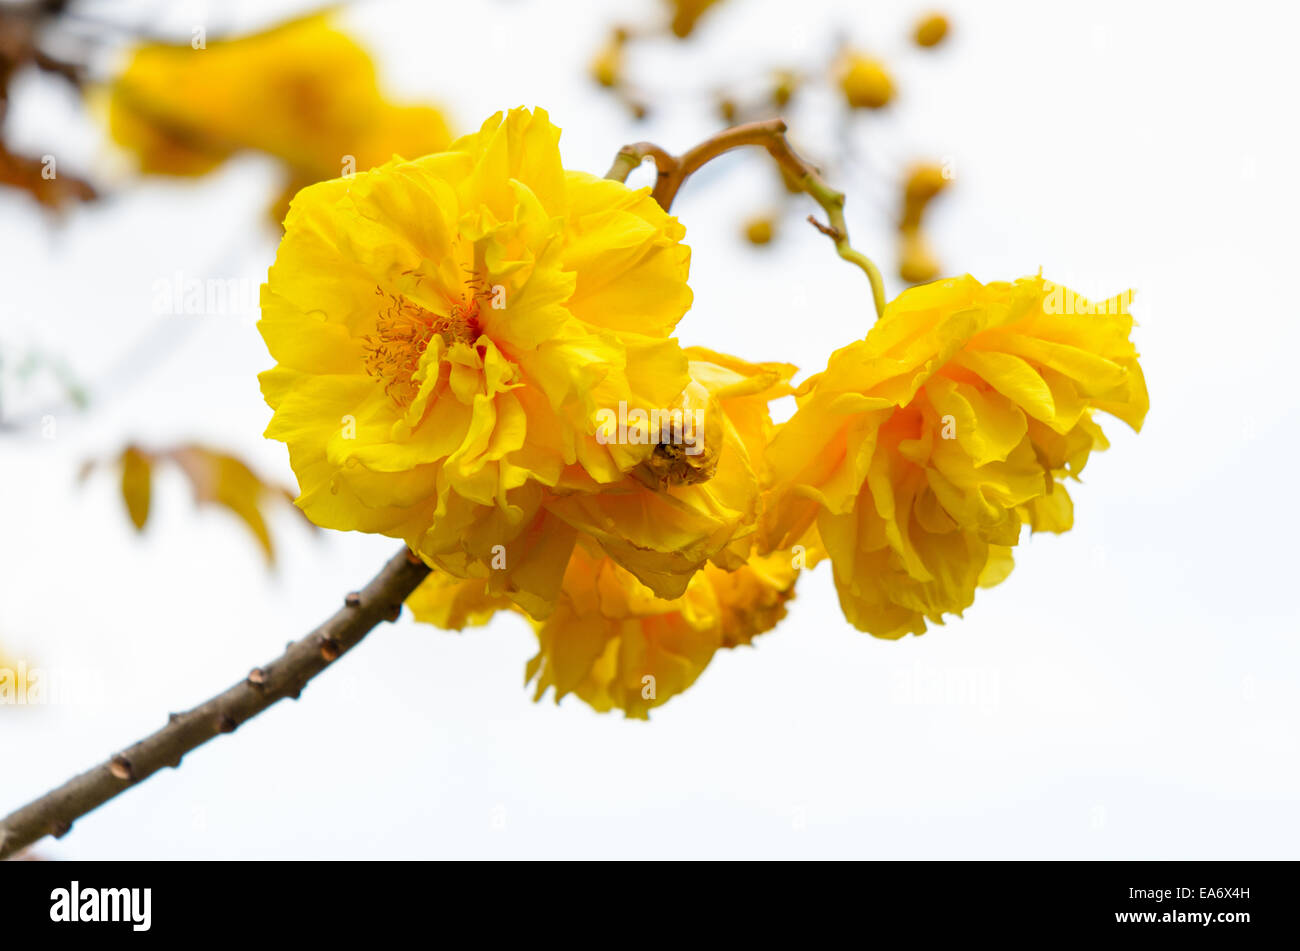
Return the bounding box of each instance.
[168,446,278,564]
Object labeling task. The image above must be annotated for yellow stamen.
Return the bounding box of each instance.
[362,288,482,406]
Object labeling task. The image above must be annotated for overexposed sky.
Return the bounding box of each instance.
[2,0,1298,858]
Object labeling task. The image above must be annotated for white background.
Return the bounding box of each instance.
[1,0,1297,858]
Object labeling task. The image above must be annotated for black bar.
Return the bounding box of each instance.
[0,860,1286,939]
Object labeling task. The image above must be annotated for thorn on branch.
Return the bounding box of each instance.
[807,215,842,240]
[0,546,429,858]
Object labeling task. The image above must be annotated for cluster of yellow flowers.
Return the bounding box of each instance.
[105,15,452,224]
[258,107,1147,717]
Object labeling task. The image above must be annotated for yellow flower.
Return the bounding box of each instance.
[260,107,693,615]
[408,542,797,718]
[404,347,799,715]
[107,15,452,188]
[405,569,513,631]
[709,550,799,647]
[526,543,798,718]
[543,348,794,600]
[104,97,227,177]
[762,275,1147,638]
[269,103,455,226]
[838,54,895,110]
[343,102,453,178]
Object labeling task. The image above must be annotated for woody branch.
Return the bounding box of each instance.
[0,546,430,860]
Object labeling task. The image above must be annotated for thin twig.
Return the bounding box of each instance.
[605,118,887,320]
[0,546,430,859]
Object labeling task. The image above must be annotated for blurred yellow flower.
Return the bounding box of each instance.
[839,54,895,110]
[106,14,452,213]
[260,107,694,615]
[761,275,1147,638]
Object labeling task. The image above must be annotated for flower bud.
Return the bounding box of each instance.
[839,54,894,110]
[914,13,950,49]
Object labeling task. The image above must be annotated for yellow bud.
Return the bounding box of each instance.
[898,227,941,284]
[900,161,951,231]
[839,54,895,110]
[914,13,950,48]
[590,41,623,89]
[669,0,725,39]
[905,162,950,205]
[772,70,797,108]
[744,215,776,245]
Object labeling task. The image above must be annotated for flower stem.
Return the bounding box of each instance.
[607,118,887,320]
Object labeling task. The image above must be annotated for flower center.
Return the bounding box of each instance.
[644,440,717,485]
[363,288,482,406]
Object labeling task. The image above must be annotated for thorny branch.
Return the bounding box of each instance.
[0,546,431,860]
[606,117,887,319]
